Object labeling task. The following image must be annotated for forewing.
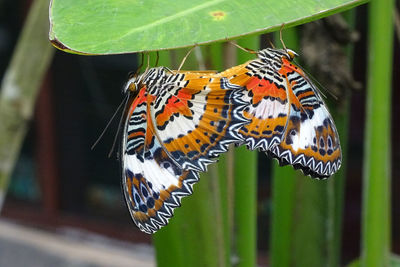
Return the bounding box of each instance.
[270,58,342,178]
[151,71,248,172]
[122,87,198,234]
[222,62,290,151]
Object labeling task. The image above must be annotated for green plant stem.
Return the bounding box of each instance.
[233,146,257,267]
[361,0,394,266]
[220,42,234,267]
[326,84,349,267]
[232,36,259,267]
[325,11,356,267]
[217,152,233,267]
[270,24,351,267]
[270,164,298,267]
[153,168,227,267]
[0,0,54,209]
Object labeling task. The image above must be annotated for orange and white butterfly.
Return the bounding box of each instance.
[122,67,248,233]
[221,48,341,178]
[121,47,341,234]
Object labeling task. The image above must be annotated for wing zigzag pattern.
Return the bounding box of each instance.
[270,145,341,178]
[134,171,199,234]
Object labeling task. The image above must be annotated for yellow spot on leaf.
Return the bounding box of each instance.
[209,11,226,21]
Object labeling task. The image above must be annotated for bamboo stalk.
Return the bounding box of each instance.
[217,152,234,267]
[0,0,55,209]
[361,0,394,266]
[326,85,350,267]
[269,24,351,267]
[325,11,356,267]
[220,42,235,267]
[154,167,227,267]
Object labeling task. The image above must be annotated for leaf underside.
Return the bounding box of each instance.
[49,0,367,54]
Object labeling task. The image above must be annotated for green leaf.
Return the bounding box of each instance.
[49,0,367,55]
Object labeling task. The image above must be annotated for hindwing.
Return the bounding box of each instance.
[270,57,341,177]
[122,86,199,234]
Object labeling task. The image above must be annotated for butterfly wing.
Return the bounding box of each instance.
[151,71,248,172]
[222,51,341,178]
[122,87,199,234]
[269,58,341,178]
[216,61,290,153]
[221,62,290,151]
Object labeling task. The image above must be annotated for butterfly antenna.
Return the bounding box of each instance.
[142,52,150,73]
[126,54,145,80]
[279,23,287,51]
[194,46,206,70]
[163,66,175,74]
[268,38,275,49]
[91,93,130,150]
[177,46,196,72]
[155,51,160,66]
[229,41,257,54]
[134,53,145,76]
[108,93,131,157]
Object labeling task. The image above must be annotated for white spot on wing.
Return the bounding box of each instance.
[248,98,287,119]
[292,107,330,151]
[153,89,207,141]
[124,155,179,192]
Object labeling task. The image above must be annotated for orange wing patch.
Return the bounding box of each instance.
[220,60,290,150]
[152,72,247,172]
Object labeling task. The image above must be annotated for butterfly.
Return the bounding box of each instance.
[121,67,248,233]
[220,47,342,178]
[121,47,341,234]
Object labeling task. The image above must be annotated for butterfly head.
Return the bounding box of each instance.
[285,49,298,61]
[124,75,140,94]
[257,48,299,68]
[124,67,168,95]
